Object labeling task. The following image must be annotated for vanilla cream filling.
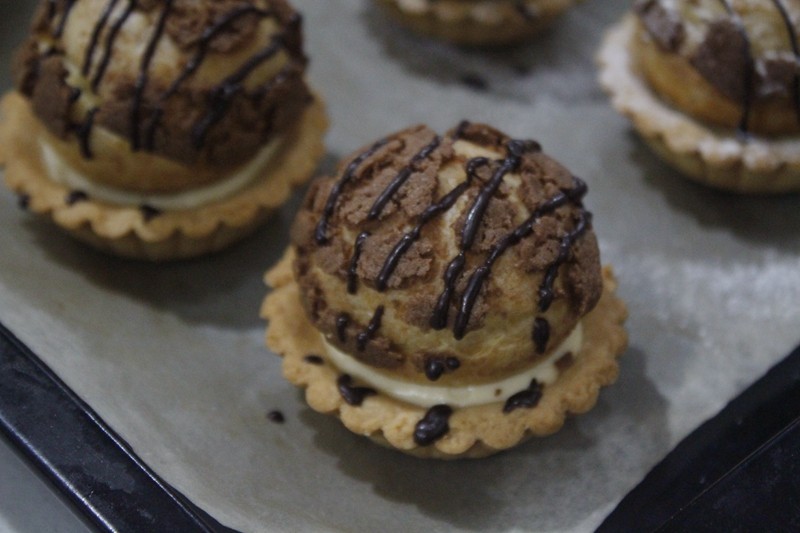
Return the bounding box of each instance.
[39,136,283,210]
[323,322,583,408]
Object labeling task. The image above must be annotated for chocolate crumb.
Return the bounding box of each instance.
[460,73,489,92]
[303,354,325,366]
[337,374,376,406]
[424,356,461,381]
[267,410,285,423]
[140,204,162,221]
[17,194,30,210]
[425,359,446,381]
[503,379,543,413]
[66,190,88,205]
[414,404,453,446]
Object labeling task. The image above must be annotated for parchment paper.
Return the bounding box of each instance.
[1,1,799,531]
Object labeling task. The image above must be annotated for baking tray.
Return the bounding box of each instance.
[1,1,800,532]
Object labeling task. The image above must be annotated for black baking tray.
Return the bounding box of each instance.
[0,321,239,533]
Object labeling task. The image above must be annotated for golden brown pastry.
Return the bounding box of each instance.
[598,0,800,193]
[374,0,576,46]
[262,122,627,458]
[0,0,327,260]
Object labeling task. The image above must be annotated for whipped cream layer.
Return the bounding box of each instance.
[323,323,583,408]
[39,135,283,210]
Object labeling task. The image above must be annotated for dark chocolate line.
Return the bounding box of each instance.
[347,232,370,294]
[460,140,530,251]
[716,0,755,136]
[367,135,441,220]
[429,156,491,329]
[142,6,271,150]
[130,0,172,151]
[82,0,120,76]
[538,210,591,312]
[532,317,550,354]
[46,0,57,22]
[91,0,136,92]
[336,313,350,343]
[413,405,453,446]
[78,107,99,159]
[453,177,587,339]
[375,228,419,292]
[430,252,466,330]
[190,38,283,149]
[53,0,77,38]
[356,306,385,352]
[314,138,390,245]
[770,0,800,124]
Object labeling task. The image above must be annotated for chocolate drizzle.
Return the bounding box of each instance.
[130,0,173,151]
[532,317,550,354]
[78,107,99,158]
[368,136,441,220]
[503,379,544,413]
[356,306,385,351]
[191,36,284,149]
[413,405,453,446]
[91,0,135,92]
[335,313,350,343]
[347,232,370,294]
[770,0,800,124]
[315,138,390,245]
[538,210,591,312]
[53,0,77,39]
[337,374,376,406]
[82,0,119,76]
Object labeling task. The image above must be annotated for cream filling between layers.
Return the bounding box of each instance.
[322,322,583,408]
[38,136,283,210]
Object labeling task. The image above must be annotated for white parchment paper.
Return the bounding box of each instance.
[1,1,799,531]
